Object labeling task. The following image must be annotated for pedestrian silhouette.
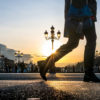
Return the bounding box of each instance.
[38,0,100,82]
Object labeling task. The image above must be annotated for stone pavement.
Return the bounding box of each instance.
[0,73,100,100]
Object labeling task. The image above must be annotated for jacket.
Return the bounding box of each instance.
[65,0,97,20]
[64,0,97,37]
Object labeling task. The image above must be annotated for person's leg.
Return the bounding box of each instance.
[44,33,80,74]
[84,23,97,74]
[38,32,80,81]
[83,23,100,82]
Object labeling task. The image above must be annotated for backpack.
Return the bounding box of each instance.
[64,0,93,39]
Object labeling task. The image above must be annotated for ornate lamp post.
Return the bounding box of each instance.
[44,26,61,74]
[14,51,23,63]
[44,26,61,51]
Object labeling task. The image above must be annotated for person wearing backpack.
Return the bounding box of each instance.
[38,0,100,82]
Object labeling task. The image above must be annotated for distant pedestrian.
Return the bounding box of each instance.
[20,62,25,73]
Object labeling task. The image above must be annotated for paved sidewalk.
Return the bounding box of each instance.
[0,73,100,100]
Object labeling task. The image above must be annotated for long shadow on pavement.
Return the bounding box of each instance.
[0,81,76,100]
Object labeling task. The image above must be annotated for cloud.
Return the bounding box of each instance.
[0,43,32,63]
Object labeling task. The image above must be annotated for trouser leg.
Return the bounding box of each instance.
[45,34,80,72]
[84,23,97,74]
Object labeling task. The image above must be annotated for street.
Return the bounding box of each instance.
[0,73,100,100]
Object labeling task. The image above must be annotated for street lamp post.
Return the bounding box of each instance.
[44,26,61,51]
[14,51,23,63]
[44,26,61,74]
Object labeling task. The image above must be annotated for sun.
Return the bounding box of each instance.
[42,40,61,57]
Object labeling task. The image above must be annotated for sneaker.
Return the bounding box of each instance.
[83,73,100,82]
[38,60,47,81]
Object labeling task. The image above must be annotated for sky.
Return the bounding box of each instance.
[0,0,100,67]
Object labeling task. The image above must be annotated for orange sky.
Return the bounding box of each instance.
[0,0,100,67]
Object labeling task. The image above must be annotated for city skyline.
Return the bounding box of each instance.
[0,0,100,67]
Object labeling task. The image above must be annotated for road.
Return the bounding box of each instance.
[0,73,100,100]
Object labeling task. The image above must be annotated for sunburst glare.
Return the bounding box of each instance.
[42,40,61,57]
